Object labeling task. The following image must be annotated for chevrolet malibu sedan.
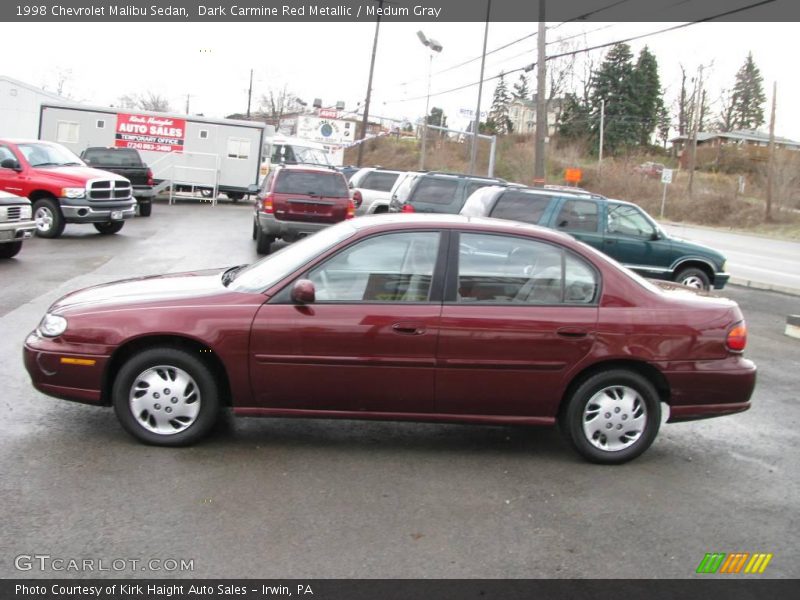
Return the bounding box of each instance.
[23,215,756,464]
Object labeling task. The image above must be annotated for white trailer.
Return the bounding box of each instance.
[38,103,268,199]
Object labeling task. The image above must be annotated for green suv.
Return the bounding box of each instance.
[461,186,729,290]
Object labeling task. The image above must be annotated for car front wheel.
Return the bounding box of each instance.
[94,221,125,235]
[112,347,220,446]
[561,369,661,464]
[33,198,65,238]
[0,241,23,258]
[675,267,711,290]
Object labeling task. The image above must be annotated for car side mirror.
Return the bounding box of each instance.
[1,158,21,171]
[650,230,662,241]
[292,279,316,304]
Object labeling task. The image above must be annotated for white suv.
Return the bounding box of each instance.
[349,168,406,215]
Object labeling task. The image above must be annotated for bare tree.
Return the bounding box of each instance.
[717,88,737,132]
[259,85,304,124]
[677,65,691,136]
[115,92,172,112]
[42,67,74,98]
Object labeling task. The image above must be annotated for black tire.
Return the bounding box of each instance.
[94,221,125,235]
[252,219,257,240]
[255,225,273,255]
[228,192,244,202]
[0,241,23,258]
[112,347,220,446]
[560,369,661,464]
[674,267,711,290]
[138,201,152,217]
[33,197,65,238]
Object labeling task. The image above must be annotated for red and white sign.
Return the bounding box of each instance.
[114,113,186,153]
[318,108,338,119]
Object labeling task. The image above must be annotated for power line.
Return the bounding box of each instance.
[380,0,776,106]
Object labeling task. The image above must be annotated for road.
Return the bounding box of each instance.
[0,201,798,579]
[663,223,800,294]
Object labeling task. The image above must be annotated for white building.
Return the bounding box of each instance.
[0,75,68,138]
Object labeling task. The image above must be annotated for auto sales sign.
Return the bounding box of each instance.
[115,113,186,153]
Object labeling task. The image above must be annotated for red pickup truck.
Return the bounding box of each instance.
[0,139,136,238]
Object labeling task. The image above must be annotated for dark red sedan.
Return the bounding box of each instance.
[23,215,756,463]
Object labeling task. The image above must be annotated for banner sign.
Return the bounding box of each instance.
[115,113,186,153]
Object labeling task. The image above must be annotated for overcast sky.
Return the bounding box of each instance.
[4,21,797,140]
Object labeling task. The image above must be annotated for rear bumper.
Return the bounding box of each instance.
[663,356,756,423]
[257,212,332,241]
[60,197,136,223]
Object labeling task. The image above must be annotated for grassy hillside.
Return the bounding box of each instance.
[345,135,800,239]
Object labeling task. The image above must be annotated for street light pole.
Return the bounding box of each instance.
[417,30,443,171]
[469,0,491,176]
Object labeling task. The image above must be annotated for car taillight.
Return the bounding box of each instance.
[146,168,154,186]
[352,190,363,209]
[346,199,356,219]
[261,194,274,214]
[401,203,415,213]
[726,322,747,352]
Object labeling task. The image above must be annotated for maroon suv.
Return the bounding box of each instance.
[23,215,756,464]
[252,164,355,254]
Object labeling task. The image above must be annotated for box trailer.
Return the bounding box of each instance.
[39,103,267,199]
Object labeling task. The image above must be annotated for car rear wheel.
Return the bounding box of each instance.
[561,369,661,464]
[228,192,244,202]
[0,241,23,258]
[94,221,125,235]
[675,267,711,290]
[138,201,152,217]
[255,225,273,255]
[33,198,65,238]
[112,347,220,446]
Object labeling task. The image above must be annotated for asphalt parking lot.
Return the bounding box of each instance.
[1,199,798,579]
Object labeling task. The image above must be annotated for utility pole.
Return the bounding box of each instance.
[185,94,191,115]
[246,69,253,118]
[533,1,547,185]
[357,0,383,167]
[469,0,491,176]
[687,65,704,196]
[766,80,777,222]
[598,98,605,166]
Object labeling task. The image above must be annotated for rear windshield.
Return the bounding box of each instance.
[274,171,349,197]
[82,148,143,167]
[491,190,551,225]
[360,171,400,192]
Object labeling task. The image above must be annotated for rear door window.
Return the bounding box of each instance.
[411,177,460,207]
[274,171,349,197]
[490,191,551,225]
[554,199,600,232]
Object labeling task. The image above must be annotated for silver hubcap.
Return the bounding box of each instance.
[582,385,647,452]
[129,365,201,435]
[35,206,53,232]
[681,275,705,289]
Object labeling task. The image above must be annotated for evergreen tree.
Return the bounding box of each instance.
[589,43,639,153]
[489,72,513,134]
[632,46,664,146]
[557,93,591,140]
[731,52,766,130]
[512,74,530,101]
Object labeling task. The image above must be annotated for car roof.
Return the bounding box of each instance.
[347,212,577,243]
[420,171,506,183]
[274,163,342,174]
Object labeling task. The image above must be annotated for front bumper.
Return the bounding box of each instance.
[0,218,36,242]
[59,197,137,224]
[713,272,730,289]
[23,332,110,405]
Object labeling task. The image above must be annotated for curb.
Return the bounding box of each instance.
[729,277,800,298]
[787,315,800,341]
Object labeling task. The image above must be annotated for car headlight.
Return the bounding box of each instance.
[21,205,32,219]
[61,187,86,199]
[38,313,68,337]
[721,260,727,272]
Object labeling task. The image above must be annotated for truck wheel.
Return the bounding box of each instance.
[138,201,152,217]
[255,225,273,255]
[0,241,23,258]
[94,222,125,235]
[228,192,244,202]
[33,198,65,238]
[675,267,710,290]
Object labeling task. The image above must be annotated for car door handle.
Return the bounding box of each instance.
[603,239,615,244]
[557,327,589,338]
[392,323,426,335]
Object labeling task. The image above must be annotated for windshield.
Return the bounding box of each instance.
[18,142,84,168]
[229,222,357,293]
[268,143,331,166]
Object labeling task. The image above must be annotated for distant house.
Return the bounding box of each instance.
[671,129,800,153]
[508,96,563,135]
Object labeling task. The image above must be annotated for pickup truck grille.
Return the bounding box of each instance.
[6,207,21,221]
[88,180,132,201]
